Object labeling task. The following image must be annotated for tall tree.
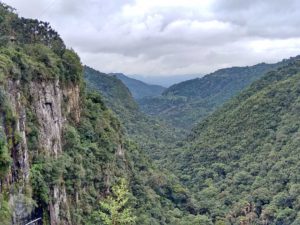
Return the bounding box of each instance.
[91,179,136,225]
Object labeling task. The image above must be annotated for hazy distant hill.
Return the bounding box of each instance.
[129,74,201,87]
[110,73,166,99]
[139,58,295,129]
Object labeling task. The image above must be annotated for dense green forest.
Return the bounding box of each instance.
[138,60,293,129]
[84,66,185,160]
[167,57,300,224]
[85,56,300,224]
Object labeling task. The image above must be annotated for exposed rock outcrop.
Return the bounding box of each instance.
[3,78,80,225]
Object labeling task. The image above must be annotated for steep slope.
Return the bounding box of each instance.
[139,60,293,129]
[171,57,300,224]
[84,68,201,224]
[0,4,197,225]
[111,72,166,99]
[85,66,139,117]
[84,66,185,160]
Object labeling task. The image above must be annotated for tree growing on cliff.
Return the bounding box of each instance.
[90,178,136,225]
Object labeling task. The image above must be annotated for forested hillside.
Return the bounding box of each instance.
[0,4,198,224]
[84,66,184,160]
[139,60,293,129]
[169,57,300,224]
[111,72,166,99]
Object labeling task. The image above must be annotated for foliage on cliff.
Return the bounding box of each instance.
[0,3,65,53]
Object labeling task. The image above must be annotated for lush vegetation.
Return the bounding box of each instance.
[62,91,197,224]
[112,72,166,99]
[167,58,300,224]
[138,60,294,129]
[2,2,300,225]
[0,4,196,224]
[84,32,300,225]
[90,179,136,225]
[84,66,185,160]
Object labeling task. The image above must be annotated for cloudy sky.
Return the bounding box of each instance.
[4,0,300,78]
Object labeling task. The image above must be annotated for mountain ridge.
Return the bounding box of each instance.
[110,72,166,99]
[138,56,299,129]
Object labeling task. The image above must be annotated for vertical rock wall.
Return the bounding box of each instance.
[6,80,31,225]
[3,78,80,225]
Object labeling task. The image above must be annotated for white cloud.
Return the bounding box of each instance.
[3,0,300,76]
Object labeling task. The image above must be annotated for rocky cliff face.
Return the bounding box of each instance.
[5,80,31,225]
[2,78,80,224]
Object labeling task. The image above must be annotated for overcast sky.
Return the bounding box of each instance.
[4,0,300,77]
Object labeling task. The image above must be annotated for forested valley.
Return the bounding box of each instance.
[0,2,300,225]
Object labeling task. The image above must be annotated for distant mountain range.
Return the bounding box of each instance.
[129,74,201,87]
[110,73,166,99]
[90,56,299,131]
[138,57,297,129]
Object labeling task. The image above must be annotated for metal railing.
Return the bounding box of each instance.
[24,218,42,225]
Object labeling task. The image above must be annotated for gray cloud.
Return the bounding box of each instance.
[214,0,300,38]
[4,0,300,76]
